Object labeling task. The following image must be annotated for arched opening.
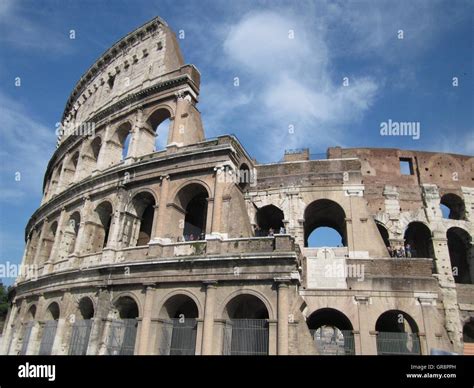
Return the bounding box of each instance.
[255,205,284,236]
[66,212,81,255]
[158,295,199,355]
[37,221,57,265]
[90,136,102,162]
[114,122,132,161]
[223,294,269,355]
[147,108,172,151]
[238,163,251,191]
[440,193,465,220]
[304,199,347,247]
[306,308,355,355]
[176,184,209,241]
[404,222,433,258]
[375,310,421,355]
[39,302,60,355]
[376,222,390,247]
[107,296,139,355]
[48,163,62,197]
[463,320,474,344]
[447,227,472,284]
[69,297,95,355]
[20,305,36,355]
[90,202,113,252]
[130,192,156,246]
[71,151,79,172]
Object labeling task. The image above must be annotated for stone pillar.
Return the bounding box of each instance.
[137,285,156,355]
[128,108,155,158]
[87,287,110,355]
[73,196,92,256]
[1,300,19,355]
[153,175,170,240]
[106,189,128,250]
[28,294,47,355]
[46,207,68,271]
[150,205,160,240]
[355,296,377,355]
[32,218,49,267]
[431,235,463,352]
[276,280,290,355]
[211,167,225,236]
[268,320,277,355]
[95,123,113,172]
[201,281,217,355]
[417,296,439,355]
[8,298,27,355]
[52,291,73,355]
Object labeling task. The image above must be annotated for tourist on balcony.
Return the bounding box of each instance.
[405,244,412,258]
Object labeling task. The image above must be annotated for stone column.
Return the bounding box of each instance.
[1,300,19,355]
[28,294,46,355]
[417,296,438,355]
[268,320,278,355]
[52,290,73,355]
[106,189,128,250]
[32,218,49,267]
[73,196,92,256]
[8,298,27,355]
[431,235,463,353]
[276,280,290,355]
[211,167,225,236]
[153,175,170,240]
[46,207,68,272]
[150,205,160,240]
[355,296,377,355]
[87,287,110,355]
[137,285,156,355]
[95,123,113,172]
[201,281,217,355]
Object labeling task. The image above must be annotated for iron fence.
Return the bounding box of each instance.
[106,319,138,355]
[223,319,269,355]
[69,319,93,355]
[310,328,355,355]
[19,321,34,355]
[39,320,58,355]
[158,318,197,355]
[376,332,421,355]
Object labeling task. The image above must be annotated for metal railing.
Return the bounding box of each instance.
[19,321,34,355]
[158,318,197,355]
[106,319,138,355]
[69,319,93,355]
[310,328,355,355]
[39,320,58,355]
[376,332,421,355]
[223,319,269,355]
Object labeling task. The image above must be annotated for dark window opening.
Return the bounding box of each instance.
[447,227,472,284]
[399,158,414,175]
[255,205,284,236]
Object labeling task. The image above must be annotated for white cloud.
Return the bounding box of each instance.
[0,92,55,204]
[0,0,73,53]
[219,10,378,159]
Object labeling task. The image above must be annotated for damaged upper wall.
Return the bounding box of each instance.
[328,147,474,214]
[59,16,194,144]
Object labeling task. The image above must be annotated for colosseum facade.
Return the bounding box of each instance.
[1,16,473,356]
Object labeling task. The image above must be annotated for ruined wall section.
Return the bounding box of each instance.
[60,17,185,143]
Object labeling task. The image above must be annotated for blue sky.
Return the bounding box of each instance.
[0,0,472,284]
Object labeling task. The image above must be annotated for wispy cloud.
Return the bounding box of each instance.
[214,10,378,160]
[0,0,73,54]
[0,91,55,204]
